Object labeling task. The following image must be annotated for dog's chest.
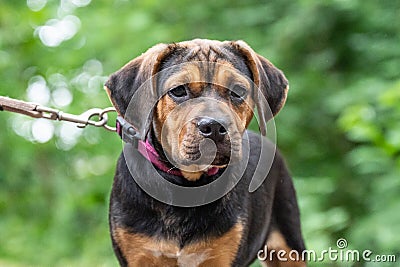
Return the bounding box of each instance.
[113,222,244,267]
[145,245,211,267]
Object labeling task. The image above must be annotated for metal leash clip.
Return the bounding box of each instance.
[35,106,117,132]
[0,96,117,132]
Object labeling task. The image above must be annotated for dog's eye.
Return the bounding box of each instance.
[230,86,247,100]
[168,85,188,98]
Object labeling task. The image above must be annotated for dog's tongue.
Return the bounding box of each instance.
[206,167,219,176]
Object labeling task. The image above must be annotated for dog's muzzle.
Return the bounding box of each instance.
[197,117,228,143]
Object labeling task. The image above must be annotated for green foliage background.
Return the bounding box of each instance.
[0,0,399,266]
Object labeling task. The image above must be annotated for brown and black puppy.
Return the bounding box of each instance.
[105,39,306,267]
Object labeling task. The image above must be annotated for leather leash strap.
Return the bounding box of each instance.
[0,96,42,118]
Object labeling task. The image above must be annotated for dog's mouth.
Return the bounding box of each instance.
[180,150,230,166]
[177,138,242,167]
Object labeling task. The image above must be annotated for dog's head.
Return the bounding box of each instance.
[105,39,288,180]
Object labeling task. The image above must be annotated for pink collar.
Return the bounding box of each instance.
[138,139,219,177]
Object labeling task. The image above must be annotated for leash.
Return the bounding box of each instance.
[0,96,117,132]
[0,95,141,147]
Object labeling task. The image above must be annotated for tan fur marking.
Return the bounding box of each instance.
[213,63,251,91]
[114,222,244,267]
[185,222,244,267]
[113,228,178,267]
[180,170,203,181]
[154,94,177,157]
[230,97,254,130]
[188,82,204,95]
[164,64,203,91]
[262,230,306,267]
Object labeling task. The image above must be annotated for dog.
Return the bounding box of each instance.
[105,39,306,267]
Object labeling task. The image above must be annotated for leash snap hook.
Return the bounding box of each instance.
[72,107,117,132]
[66,108,105,128]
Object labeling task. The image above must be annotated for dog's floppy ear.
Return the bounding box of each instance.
[228,41,289,135]
[104,43,174,139]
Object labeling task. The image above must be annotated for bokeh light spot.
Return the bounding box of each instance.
[26,76,50,105]
[31,119,54,143]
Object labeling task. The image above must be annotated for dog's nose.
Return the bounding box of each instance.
[197,118,227,141]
